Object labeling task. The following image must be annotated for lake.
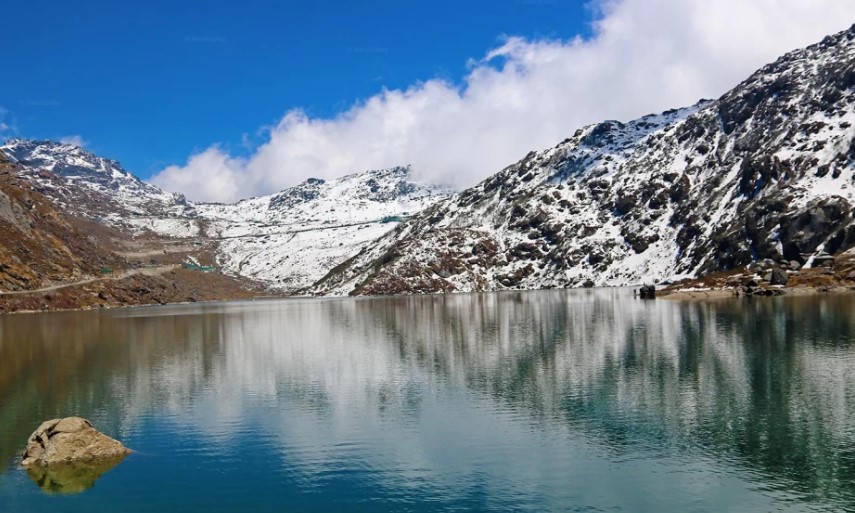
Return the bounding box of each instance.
[1,289,854,512]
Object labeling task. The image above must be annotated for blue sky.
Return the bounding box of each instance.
[2,0,593,179]
[5,0,853,202]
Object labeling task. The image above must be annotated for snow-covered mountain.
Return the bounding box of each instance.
[5,24,854,298]
[196,167,451,290]
[309,23,855,296]
[0,139,193,223]
[0,140,450,291]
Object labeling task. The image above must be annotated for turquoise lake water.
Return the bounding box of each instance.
[1,289,854,512]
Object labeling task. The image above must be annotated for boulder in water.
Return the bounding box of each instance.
[22,417,131,467]
[639,284,656,299]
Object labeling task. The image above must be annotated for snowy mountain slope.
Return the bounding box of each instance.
[0,140,451,292]
[196,167,451,290]
[309,24,855,296]
[0,139,193,224]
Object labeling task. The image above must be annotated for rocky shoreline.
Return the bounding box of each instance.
[0,267,264,315]
[660,248,855,300]
[5,247,855,313]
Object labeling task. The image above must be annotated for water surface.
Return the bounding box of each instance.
[1,289,854,512]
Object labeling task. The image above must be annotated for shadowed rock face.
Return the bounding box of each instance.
[22,417,131,469]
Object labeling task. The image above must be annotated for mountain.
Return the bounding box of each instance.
[197,167,451,290]
[0,151,116,293]
[5,25,853,300]
[0,150,258,312]
[308,24,855,296]
[0,139,192,225]
[0,141,451,292]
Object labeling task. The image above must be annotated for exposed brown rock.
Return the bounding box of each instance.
[0,154,262,314]
[661,249,855,299]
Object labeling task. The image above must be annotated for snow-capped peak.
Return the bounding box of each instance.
[0,138,188,218]
[192,165,451,291]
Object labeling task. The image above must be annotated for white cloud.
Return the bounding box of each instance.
[155,147,246,204]
[0,107,16,137]
[151,0,855,203]
[59,135,87,147]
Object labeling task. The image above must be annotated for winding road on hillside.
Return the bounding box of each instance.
[0,265,180,296]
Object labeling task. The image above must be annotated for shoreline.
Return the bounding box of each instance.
[659,250,855,300]
[660,285,855,300]
[7,282,855,317]
[5,249,855,314]
[0,293,292,316]
[0,265,266,316]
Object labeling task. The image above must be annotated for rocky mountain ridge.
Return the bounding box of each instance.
[0,151,116,293]
[308,23,855,296]
[1,139,192,222]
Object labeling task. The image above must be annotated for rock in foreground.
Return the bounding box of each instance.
[22,417,131,467]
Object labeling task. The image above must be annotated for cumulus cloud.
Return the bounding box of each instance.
[151,0,855,203]
[59,135,87,147]
[155,147,246,204]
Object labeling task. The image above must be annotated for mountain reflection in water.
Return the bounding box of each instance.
[1,289,854,512]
